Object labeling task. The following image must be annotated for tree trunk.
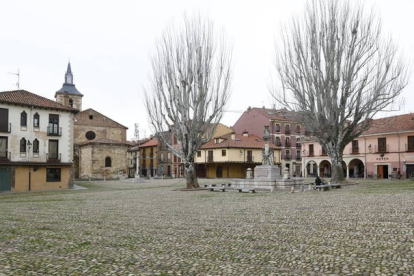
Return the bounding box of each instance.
[331,158,345,182]
[185,163,199,189]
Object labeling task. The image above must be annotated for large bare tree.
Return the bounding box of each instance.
[145,15,232,188]
[272,0,409,182]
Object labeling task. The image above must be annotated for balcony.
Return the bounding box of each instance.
[283,154,291,160]
[0,151,10,161]
[320,150,328,156]
[285,141,291,147]
[375,144,389,153]
[285,129,291,135]
[275,141,281,147]
[349,147,359,154]
[296,156,301,161]
[296,143,301,148]
[47,153,61,162]
[207,156,214,163]
[47,126,62,136]
[247,155,254,162]
[0,123,11,133]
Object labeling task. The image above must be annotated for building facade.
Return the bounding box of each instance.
[233,107,306,176]
[195,132,280,178]
[56,63,129,180]
[301,113,414,179]
[0,90,78,192]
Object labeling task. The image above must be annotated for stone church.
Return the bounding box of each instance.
[55,63,128,179]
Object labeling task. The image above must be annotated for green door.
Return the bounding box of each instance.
[0,168,11,192]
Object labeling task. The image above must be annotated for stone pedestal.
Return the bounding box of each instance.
[254,165,281,180]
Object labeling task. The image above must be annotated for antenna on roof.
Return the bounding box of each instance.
[134,123,140,140]
[8,69,20,90]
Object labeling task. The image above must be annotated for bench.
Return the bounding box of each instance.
[209,186,225,192]
[314,183,341,191]
[238,188,256,193]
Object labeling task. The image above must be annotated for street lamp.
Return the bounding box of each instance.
[27,140,32,160]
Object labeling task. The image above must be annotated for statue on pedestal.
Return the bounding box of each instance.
[262,125,275,166]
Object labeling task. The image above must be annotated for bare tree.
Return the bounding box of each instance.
[145,15,232,188]
[272,0,409,182]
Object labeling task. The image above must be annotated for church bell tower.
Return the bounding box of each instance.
[55,62,83,110]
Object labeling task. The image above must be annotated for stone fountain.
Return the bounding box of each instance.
[232,126,303,191]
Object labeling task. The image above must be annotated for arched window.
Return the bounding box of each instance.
[20,138,26,152]
[105,157,112,167]
[33,113,40,127]
[20,111,27,126]
[69,99,74,107]
[33,139,39,153]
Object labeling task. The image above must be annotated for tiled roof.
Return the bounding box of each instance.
[362,113,414,135]
[0,90,78,113]
[249,107,298,122]
[56,83,83,96]
[140,138,158,148]
[201,133,275,149]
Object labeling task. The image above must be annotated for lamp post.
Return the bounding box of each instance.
[27,140,32,191]
[135,149,140,179]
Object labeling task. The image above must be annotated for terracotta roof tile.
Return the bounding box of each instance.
[0,90,78,113]
[362,113,414,135]
[201,133,275,149]
[140,138,158,147]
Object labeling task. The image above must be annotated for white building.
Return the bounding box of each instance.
[0,90,78,192]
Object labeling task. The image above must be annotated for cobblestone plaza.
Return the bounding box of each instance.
[0,179,413,275]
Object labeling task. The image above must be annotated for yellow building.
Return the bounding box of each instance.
[139,138,158,177]
[195,132,280,178]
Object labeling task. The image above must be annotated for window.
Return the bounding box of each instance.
[0,108,9,132]
[0,136,7,158]
[352,140,359,154]
[20,111,27,127]
[160,153,164,161]
[197,151,201,157]
[46,168,61,182]
[222,150,226,157]
[309,144,314,156]
[247,150,253,162]
[208,150,213,162]
[275,137,281,146]
[378,138,387,152]
[296,150,301,160]
[285,150,291,160]
[285,137,290,147]
[275,124,280,132]
[33,139,39,153]
[85,131,96,140]
[408,136,414,152]
[33,113,40,127]
[321,147,327,156]
[69,99,74,107]
[48,114,60,135]
[48,140,59,159]
[105,157,112,167]
[296,125,301,133]
[20,138,26,152]
[285,125,290,135]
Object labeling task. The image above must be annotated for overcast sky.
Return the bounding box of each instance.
[1,0,413,140]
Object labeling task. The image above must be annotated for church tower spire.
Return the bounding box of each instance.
[55,62,83,111]
[65,62,73,84]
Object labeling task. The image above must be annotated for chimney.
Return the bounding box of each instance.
[242,130,248,137]
[231,132,236,140]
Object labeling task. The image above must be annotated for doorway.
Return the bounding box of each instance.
[0,168,11,192]
[216,166,223,178]
[377,165,389,179]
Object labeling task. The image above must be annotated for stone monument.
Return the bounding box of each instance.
[232,125,303,191]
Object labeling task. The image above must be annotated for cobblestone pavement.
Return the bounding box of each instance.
[0,179,413,275]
